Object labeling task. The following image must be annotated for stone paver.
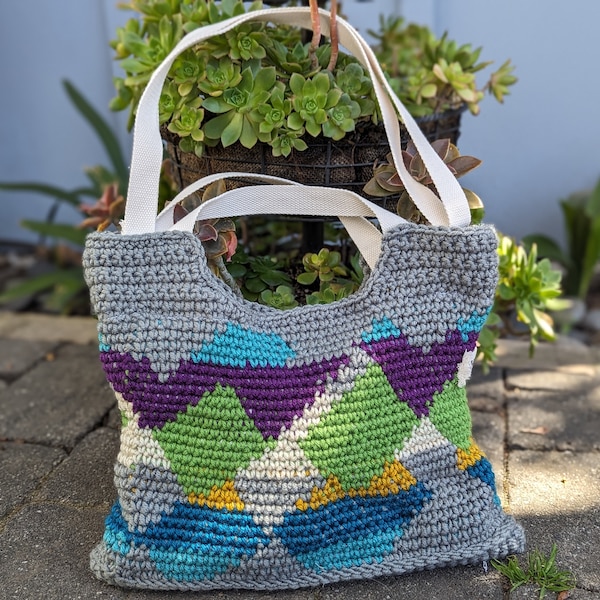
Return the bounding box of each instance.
[507,369,599,392]
[0,344,115,450]
[508,584,599,599]
[0,312,98,345]
[0,504,126,600]
[37,428,118,509]
[507,382,600,453]
[494,336,598,371]
[0,338,58,381]
[468,366,505,411]
[509,450,600,592]
[0,442,66,521]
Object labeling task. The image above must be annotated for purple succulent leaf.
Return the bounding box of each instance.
[196,222,219,241]
[446,155,482,178]
[173,203,189,224]
[431,138,451,160]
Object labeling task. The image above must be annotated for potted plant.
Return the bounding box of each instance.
[523,178,600,333]
[109,0,516,198]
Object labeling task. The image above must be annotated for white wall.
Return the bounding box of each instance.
[0,0,131,245]
[1,0,599,246]
[402,0,600,244]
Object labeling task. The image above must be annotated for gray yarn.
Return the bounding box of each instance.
[84,222,526,591]
[114,463,186,533]
[83,224,498,376]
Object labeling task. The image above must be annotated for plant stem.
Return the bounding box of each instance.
[308,0,321,70]
[215,256,243,297]
[327,0,339,71]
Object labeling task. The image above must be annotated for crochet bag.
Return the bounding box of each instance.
[83,7,525,591]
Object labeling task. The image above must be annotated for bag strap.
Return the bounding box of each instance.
[160,172,405,269]
[122,7,471,236]
[155,171,303,231]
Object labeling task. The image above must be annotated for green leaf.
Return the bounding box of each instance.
[221,112,244,147]
[21,221,88,246]
[485,311,502,327]
[204,112,235,140]
[545,297,572,312]
[521,234,569,268]
[254,66,276,92]
[0,268,85,304]
[41,271,89,314]
[260,271,291,287]
[0,182,79,206]
[287,111,304,131]
[226,262,246,279]
[297,271,318,285]
[289,72,304,96]
[579,216,600,299]
[202,96,231,114]
[533,308,556,340]
[585,176,600,219]
[239,117,258,148]
[62,80,129,187]
[420,83,437,98]
[313,72,331,95]
[119,57,149,74]
[498,283,516,301]
[245,276,267,293]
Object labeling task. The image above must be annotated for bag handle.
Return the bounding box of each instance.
[158,171,405,269]
[156,170,403,232]
[122,7,471,236]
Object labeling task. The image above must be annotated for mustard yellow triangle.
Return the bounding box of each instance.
[188,479,245,511]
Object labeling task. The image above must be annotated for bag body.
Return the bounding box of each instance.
[84,6,524,590]
[84,225,524,590]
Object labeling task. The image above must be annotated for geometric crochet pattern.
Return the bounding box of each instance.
[84,224,525,590]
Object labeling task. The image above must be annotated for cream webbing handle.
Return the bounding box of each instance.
[122,7,470,235]
[155,170,403,232]
[158,172,405,269]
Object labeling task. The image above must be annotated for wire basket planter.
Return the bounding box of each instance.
[162,106,466,214]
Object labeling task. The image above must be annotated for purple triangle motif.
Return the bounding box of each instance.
[360,329,477,417]
[100,351,346,439]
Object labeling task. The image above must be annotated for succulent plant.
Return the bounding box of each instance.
[363,139,484,224]
[296,248,347,285]
[369,16,517,117]
[110,0,516,157]
[172,179,239,277]
[260,285,299,309]
[478,233,565,370]
[228,252,292,301]
[79,183,126,232]
[296,247,363,305]
[523,179,600,301]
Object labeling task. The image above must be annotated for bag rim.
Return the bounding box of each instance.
[85,221,496,319]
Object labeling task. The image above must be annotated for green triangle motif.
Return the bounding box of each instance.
[428,378,471,450]
[153,384,268,497]
[299,362,419,491]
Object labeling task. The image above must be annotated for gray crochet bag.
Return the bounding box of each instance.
[83,7,525,591]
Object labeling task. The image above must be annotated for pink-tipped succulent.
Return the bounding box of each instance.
[363,138,484,223]
[308,0,338,71]
[79,183,125,231]
[172,180,238,276]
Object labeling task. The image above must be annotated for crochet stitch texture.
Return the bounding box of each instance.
[83,223,525,590]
